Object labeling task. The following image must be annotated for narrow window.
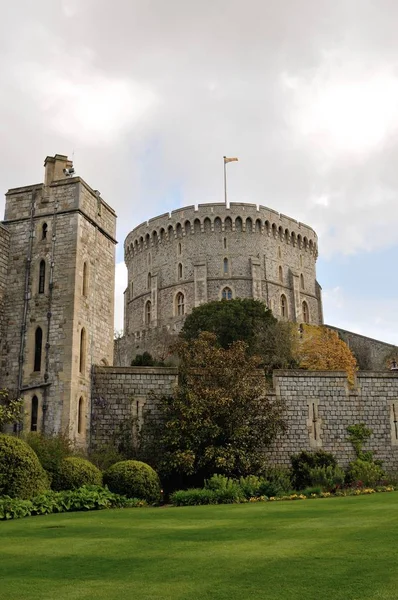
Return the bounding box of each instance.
[178,243,182,255]
[223,257,229,274]
[222,287,233,300]
[145,300,152,325]
[223,237,227,249]
[278,266,283,282]
[178,263,183,280]
[79,328,86,374]
[302,301,309,324]
[82,262,88,297]
[148,252,151,266]
[147,272,151,289]
[392,403,398,441]
[31,396,38,432]
[300,254,303,267]
[131,281,134,299]
[278,246,281,259]
[77,397,84,434]
[39,260,45,294]
[176,292,185,316]
[34,327,42,372]
[300,273,304,289]
[42,223,48,240]
[280,295,287,318]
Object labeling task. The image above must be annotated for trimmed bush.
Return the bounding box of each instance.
[52,457,102,491]
[171,487,244,506]
[0,434,49,499]
[103,460,161,503]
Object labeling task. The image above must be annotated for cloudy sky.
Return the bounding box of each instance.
[1,0,397,343]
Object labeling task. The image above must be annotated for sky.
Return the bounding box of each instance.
[1,0,397,344]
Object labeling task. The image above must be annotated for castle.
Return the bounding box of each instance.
[1,155,397,469]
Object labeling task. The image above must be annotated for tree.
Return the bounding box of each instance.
[0,390,23,430]
[297,325,358,384]
[181,298,276,350]
[137,332,287,486]
[180,298,297,372]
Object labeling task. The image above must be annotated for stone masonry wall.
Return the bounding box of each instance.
[0,225,10,349]
[91,367,398,470]
[91,366,178,448]
[326,325,395,371]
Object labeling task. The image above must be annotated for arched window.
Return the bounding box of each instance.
[31,396,38,432]
[300,274,305,289]
[82,262,88,296]
[223,257,229,274]
[42,223,48,240]
[77,397,84,434]
[224,217,232,232]
[204,218,211,233]
[235,217,242,232]
[176,223,182,238]
[214,217,222,232]
[34,327,42,372]
[246,217,252,232]
[222,287,233,300]
[147,272,151,290]
[148,252,151,266]
[300,254,303,267]
[302,301,309,324]
[178,263,183,279]
[79,328,86,374]
[194,219,201,234]
[145,300,152,325]
[176,292,185,316]
[280,295,287,318]
[178,242,182,255]
[278,266,283,282]
[278,246,281,259]
[39,260,45,294]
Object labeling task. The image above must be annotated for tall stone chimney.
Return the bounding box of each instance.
[44,154,74,186]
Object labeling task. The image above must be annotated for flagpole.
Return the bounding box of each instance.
[223,156,227,207]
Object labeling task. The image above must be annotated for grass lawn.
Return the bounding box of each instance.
[1,493,398,600]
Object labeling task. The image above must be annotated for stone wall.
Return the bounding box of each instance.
[326,325,396,370]
[91,367,398,470]
[91,366,178,448]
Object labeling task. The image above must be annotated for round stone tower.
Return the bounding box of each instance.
[119,202,322,362]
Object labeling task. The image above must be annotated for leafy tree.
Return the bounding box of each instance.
[297,325,357,384]
[137,332,287,486]
[0,390,23,430]
[181,298,276,350]
[181,298,297,373]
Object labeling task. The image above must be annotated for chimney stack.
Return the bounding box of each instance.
[44,154,74,186]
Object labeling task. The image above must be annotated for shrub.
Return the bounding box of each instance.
[52,457,102,491]
[24,432,73,483]
[103,460,161,503]
[0,485,146,520]
[346,459,384,487]
[291,450,337,490]
[88,444,124,471]
[205,474,240,492]
[264,467,292,494]
[171,487,244,506]
[0,434,49,499]
[307,465,345,491]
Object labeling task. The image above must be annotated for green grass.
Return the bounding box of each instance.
[1,493,398,600]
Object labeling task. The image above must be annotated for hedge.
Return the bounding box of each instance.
[52,457,102,491]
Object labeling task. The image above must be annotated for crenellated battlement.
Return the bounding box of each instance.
[124,202,318,260]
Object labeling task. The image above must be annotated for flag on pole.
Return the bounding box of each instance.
[224,157,238,164]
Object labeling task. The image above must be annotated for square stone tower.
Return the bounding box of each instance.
[1,155,117,445]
